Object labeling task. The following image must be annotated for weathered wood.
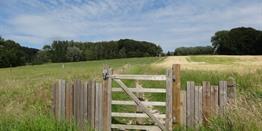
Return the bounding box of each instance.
[114,79,167,131]
[227,79,236,102]
[87,81,92,123]
[166,69,173,131]
[135,80,144,125]
[112,100,166,106]
[112,88,166,93]
[56,80,61,120]
[110,74,166,81]
[194,86,199,126]
[202,81,211,123]
[180,90,187,126]
[111,124,161,131]
[198,86,203,124]
[90,80,96,128]
[95,83,100,130]
[52,82,57,118]
[172,64,181,126]
[219,81,227,111]
[186,81,195,127]
[213,86,219,114]
[98,83,103,131]
[102,66,112,131]
[111,112,166,118]
[83,82,88,121]
[65,82,73,120]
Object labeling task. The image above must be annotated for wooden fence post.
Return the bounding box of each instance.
[166,69,173,130]
[172,64,181,126]
[102,65,112,131]
[227,78,236,103]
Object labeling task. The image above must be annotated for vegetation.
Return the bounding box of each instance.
[173,46,213,56]
[0,37,38,67]
[0,37,162,68]
[169,27,262,56]
[188,56,239,64]
[1,56,261,130]
[212,27,262,55]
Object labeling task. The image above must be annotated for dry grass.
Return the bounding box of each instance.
[152,55,262,73]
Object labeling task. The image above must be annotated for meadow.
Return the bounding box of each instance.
[0,56,261,130]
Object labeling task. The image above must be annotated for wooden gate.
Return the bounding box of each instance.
[102,65,181,131]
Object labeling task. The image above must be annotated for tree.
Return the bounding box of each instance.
[211,27,262,55]
[66,46,82,62]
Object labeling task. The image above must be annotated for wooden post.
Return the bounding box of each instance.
[202,81,211,124]
[65,82,73,120]
[227,78,236,103]
[102,65,112,131]
[172,64,181,126]
[166,69,173,131]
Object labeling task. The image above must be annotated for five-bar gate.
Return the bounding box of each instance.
[102,65,180,131]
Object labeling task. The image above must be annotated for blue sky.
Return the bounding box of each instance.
[0,0,261,51]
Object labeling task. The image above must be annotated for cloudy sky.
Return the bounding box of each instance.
[0,0,261,51]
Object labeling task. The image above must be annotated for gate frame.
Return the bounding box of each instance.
[102,64,181,131]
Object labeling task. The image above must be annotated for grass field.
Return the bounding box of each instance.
[0,56,261,130]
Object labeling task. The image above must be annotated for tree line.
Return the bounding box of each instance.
[0,37,39,68]
[168,27,262,56]
[0,38,163,67]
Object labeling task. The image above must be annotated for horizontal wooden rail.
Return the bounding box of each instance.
[111,124,161,130]
[110,75,166,81]
[112,88,166,93]
[111,112,166,118]
[112,100,166,106]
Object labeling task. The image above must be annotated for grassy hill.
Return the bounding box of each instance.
[0,56,261,130]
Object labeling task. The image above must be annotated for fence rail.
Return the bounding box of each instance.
[52,64,236,130]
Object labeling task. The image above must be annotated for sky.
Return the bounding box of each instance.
[0,0,261,51]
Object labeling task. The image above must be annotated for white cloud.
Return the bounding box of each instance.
[1,0,261,50]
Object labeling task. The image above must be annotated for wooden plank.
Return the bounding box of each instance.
[79,82,84,127]
[227,79,236,103]
[90,80,96,128]
[110,74,166,81]
[112,88,166,93]
[102,66,112,131]
[95,83,100,130]
[52,82,57,118]
[73,81,77,120]
[83,82,88,121]
[202,81,211,124]
[214,86,219,114]
[60,80,65,120]
[210,86,215,115]
[111,112,166,118]
[114,79,167,131]
[87,81,92,123]
[166,69,173,131]
[111,124,161,131]
[219,81,227,111]
[180,90,186,126]
[98,83,103,131]
[112,100,166,106]
[194,86,199,126]
[198,86,203,124]
[186,81,194,127]
[172,64,181,126]
[56,80,61,120]
[76,80,81,124]
[65,82,73,120]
